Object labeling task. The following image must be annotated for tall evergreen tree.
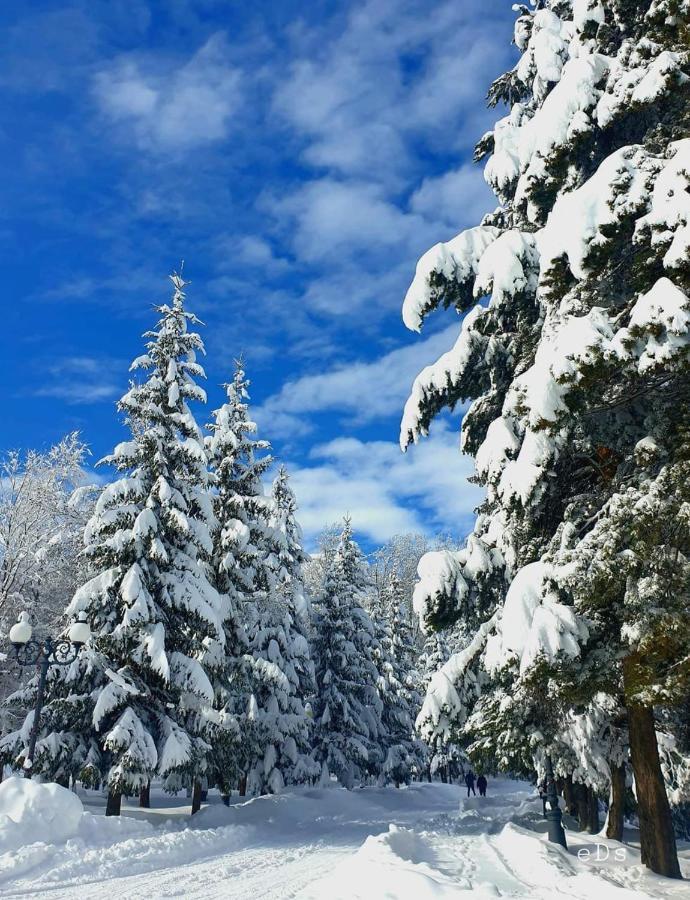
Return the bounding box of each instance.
[2,273,226,814]
[207,364,314,795]
[400,1,689,876]
[311,519,383,788]
[377,573,427,786]
[206,359,276,795]
[264,466,318,786]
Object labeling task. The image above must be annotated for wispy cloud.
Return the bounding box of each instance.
[289,418,483,546]
[273,0,508,182]
[410,164,497,229]
[33,357,122,405]
[256,323,459,438]
[92,33,242,153]
[266,179,432,265]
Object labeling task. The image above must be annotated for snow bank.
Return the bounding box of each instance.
[304,824,491,899]
[0,777,83,851]
[492,823,659,900]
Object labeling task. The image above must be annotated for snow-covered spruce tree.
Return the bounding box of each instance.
[311,519,384,788]
[2,274,226,814]
[270,466,311,627]
[207,364,314,795]
[376,573,427,786]
[265,465,318,785]
[206,359,276,795]
[401,1,689,877]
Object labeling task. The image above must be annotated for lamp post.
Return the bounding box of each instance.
[544,754,567,849]
[8,611,91,779]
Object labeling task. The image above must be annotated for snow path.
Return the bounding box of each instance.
[1,780,689,899]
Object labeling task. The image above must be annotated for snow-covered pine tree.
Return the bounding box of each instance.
[377,573,427,786]
[206,358,276,795]
[311,518,383,788]
[2,273,226,814]
[207,363,314,795]
[271,466,310,624]
[400,1,689,877]
[264,465,318,786]
[419,631,450,694]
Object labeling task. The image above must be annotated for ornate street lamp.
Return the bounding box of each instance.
[544,754,568,849]
[8,611,92,779]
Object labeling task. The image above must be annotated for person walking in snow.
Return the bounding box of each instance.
[538,779,548,817]
[477,774,487,797]
[465,770,476,797]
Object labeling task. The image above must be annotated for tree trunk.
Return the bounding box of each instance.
[139,782,151,808]
[625,692,681,878]
[575,782,589,830]
[238,774,247,797]
[105,790,121,817]
[606,762,626,841]
[563,773,575,816]
[191,779,202,815]
[588,788,600,833]
[221,794,230,807]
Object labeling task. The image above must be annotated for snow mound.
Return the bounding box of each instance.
[304,823,494,899]
[0,777,84,850]
[492,824,659,900]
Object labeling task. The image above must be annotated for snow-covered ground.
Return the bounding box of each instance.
[0,777,688,899]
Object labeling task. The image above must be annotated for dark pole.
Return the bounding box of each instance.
[544,754,567,848]
[24,639,52,779]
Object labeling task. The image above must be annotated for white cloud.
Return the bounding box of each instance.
[268,179,430,265]
[93,34,241,152]
[34,357,121,405]
[410,164,496,228]
[256,323,459,438]
[234,236,289,272]
[263,0,513,319]
[288,419,483,547]
[273,0,510,182]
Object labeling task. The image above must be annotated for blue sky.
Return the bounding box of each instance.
[0,0,515,549]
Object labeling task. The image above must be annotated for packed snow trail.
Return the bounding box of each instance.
[0,779,688,898]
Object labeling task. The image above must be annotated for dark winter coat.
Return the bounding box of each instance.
[477,775,487,791]
[465,772,475,787]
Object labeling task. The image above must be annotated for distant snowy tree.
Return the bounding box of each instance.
[2,274,226,814]
[400,1,689,876]
[311,519,383,788]
[0,434,93,637]
[302,523,341,606]
[370,534,429,642]
[0,434,95,741]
